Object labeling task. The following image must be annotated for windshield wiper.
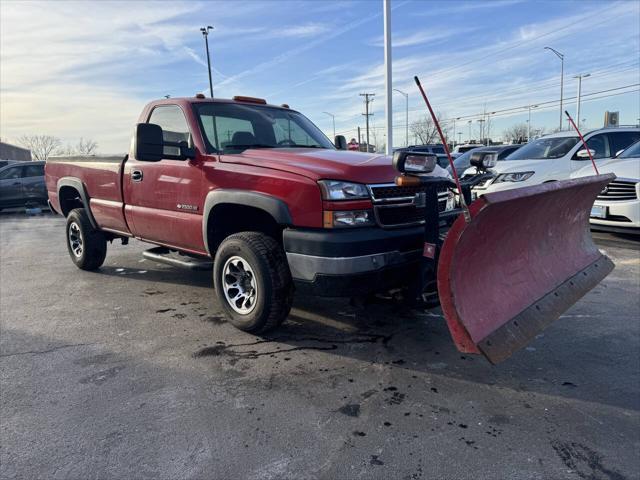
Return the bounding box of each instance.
[224,144,276,150]
[286,145,325,149]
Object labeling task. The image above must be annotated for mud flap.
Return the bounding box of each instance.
[437,174,615,364]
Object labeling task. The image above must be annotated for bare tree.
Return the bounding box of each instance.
[18,135,61,161]
[502,123,529,143]
[77,137,98,155]
[410,113,447,145]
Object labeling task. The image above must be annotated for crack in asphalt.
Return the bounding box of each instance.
[0,343,93,359]
[193,332,394,359]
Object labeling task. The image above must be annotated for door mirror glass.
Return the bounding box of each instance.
[135,123,163,161]
[335,135,347,150]
[576,148,595,159]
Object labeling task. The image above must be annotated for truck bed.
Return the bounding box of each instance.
[45,155,130,235]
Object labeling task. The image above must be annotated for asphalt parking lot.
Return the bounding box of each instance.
[1,211,639,480]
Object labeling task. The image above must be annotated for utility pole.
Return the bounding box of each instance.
[527,104,538,142]
[477,118,485,144]
[200,26,214,98]
[323,112,336,139]
[393,89,408,147]
[383,0,393,154]
[544,46,564,130]
[485,112,495,146]
[360,93,375,152]
[574,73,591,127]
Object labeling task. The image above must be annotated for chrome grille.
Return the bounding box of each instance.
[597,180,638,201]
[368,183,449,228]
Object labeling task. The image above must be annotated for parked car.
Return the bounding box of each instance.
[0,161,47,211]
[571,140,640,234]
[400,144,450,168]
[46,95,457,334]
[0,160,18,169]
[448,144,523,177]
[465,127,640,195]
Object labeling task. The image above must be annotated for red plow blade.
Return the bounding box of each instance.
[437,174,616,364]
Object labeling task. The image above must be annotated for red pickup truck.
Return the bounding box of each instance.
[46,95,453,333]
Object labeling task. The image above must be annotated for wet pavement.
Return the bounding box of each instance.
[1,212,639,479]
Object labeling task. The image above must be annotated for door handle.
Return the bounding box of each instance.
[131,170,143,182]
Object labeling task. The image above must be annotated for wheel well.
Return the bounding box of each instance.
[207,204,282,254]
[58,186,84,217]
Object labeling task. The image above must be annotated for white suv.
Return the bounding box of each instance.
[466,127,640,194]
[572,140,640,234]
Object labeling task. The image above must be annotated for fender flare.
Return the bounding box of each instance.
[202,189,293,255]
[57,177,98,228]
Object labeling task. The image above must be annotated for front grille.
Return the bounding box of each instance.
[370,184,447,201]
[368,183,449,228]
[597,180,638,201]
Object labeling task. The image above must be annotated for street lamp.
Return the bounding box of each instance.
[467,120,472,142]
[527,104,538,142]
[544,46,564,130]
[573,73,591,127]
[200,26,214,98]
[323,112,336,139]
[393,88,409,147]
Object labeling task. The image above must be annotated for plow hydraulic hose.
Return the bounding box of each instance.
[414,76,471,223]
[564,110,599,175]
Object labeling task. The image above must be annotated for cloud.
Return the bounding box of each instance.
[368,29,474,48]
[271,23,330,38]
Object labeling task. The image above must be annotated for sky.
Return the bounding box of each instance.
[1,0,639,153]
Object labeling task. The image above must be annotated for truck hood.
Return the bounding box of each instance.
[222,148,399,183]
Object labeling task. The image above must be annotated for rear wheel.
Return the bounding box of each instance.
[213,232,293,333]
[66,208,107,270]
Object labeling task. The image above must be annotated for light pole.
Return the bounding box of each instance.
[527,104,538,142]
[323,112,336,139]
[200,26,214,98]
[457,132,462,145]
[574,73,591,127]
[467,120,472,142]
[393,88,408,147]
[383,0,393,154]
[544,46,564,130]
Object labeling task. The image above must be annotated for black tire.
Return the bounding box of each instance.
[213,232,293,333]
[66,208,107,270]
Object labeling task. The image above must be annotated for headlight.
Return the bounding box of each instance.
[323,210,374,228]
[318,180,370,200]
[494,171,534,183]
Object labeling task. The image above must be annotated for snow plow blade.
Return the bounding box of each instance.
[437,174,615,364]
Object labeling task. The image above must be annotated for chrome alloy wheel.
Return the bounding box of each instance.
[68,222,83,258]
[222,256,258,314]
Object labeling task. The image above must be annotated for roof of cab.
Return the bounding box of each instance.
[149,96,294,111]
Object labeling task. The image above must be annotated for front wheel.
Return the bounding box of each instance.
[213,232,293,333]
[66,208,107,270]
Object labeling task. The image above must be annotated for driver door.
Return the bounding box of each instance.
[123,104,205,253]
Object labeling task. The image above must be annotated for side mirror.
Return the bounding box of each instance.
[335,135,347,150]
[615,149,624,157]
[392,150,437,174]
[576,148,595,159]
[135,123,163,161]
[469,151,498,171]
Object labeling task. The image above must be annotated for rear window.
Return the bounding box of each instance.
[609,132,640,156]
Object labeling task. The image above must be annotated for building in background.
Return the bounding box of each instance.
[0,141,32,161]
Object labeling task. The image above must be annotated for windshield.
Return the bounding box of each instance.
[506,136,579,160]
[194,103,334,153]
[619,140,640,158]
